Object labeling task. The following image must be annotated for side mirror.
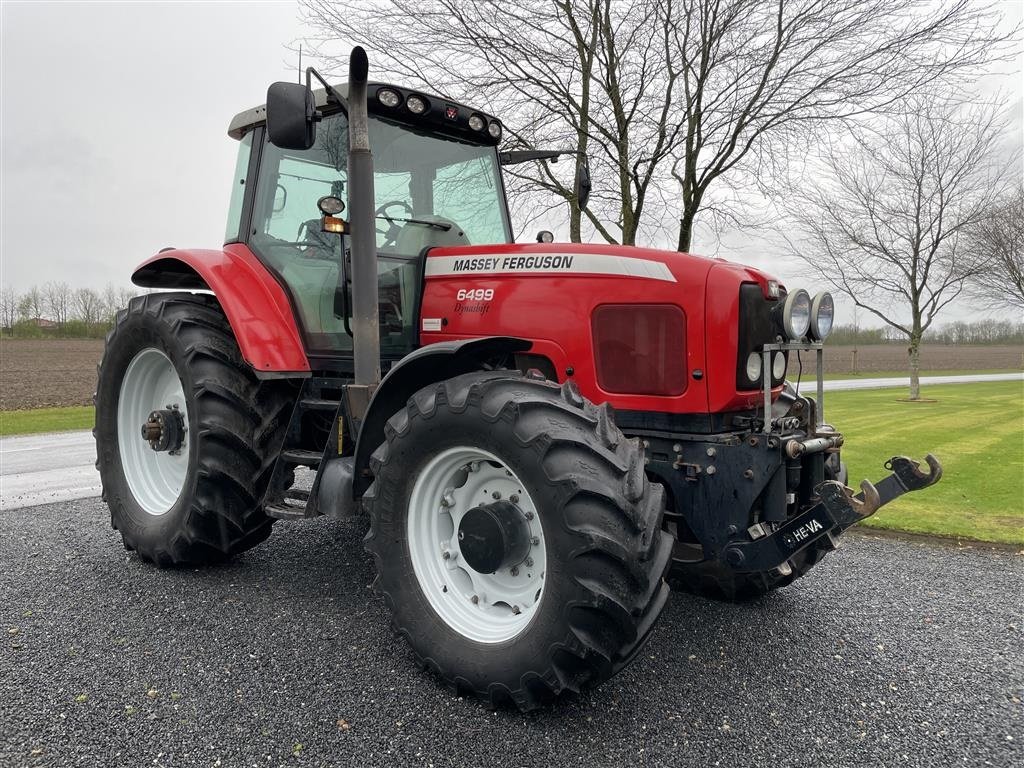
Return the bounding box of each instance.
[575,157,592,210]
[266,82,318,150]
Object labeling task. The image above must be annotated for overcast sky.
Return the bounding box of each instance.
[1,1,1021,327]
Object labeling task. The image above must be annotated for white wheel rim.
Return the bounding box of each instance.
[407,446,547,644]
[117,348,189,516]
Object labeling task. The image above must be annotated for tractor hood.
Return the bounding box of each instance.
[423,242,782,290]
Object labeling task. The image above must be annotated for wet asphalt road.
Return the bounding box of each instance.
[1,498,1021,768]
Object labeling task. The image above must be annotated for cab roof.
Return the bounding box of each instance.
[227,81,502,147]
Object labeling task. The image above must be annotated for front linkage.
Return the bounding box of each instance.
[724,454,942,573]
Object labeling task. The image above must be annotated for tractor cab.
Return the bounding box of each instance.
[226,83,512,358]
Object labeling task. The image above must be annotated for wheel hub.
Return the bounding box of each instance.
[407,446,548,643]
[458,500,531,574]
[118,347,189,516]
[140,406,185,453]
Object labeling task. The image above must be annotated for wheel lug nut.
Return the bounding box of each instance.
[492,491,501,500]
[525,557,534,568]
[512,605,521,615]
[510,566,519,576]
[530,536,540,546]
[441,488,455,507]
[471,595,479,604]
[510,494,519,504]
[442,550,451,560]
[524,511,534,520]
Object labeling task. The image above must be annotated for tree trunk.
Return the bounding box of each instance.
[907,337,922,400]
[569,197,582,243]
[621,211,637,246]
[677,209,695,252]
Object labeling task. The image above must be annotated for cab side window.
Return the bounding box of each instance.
[224,133,253,243]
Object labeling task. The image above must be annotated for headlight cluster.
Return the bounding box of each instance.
[746,350,788,384]
[468,113,502,140]
[781,289,834,341]
[375,87,502,142]
[376,87,430,114]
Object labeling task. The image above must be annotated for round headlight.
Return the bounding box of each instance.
[782,289,811,340]
[745,351,763,383]
[772,351,787,380]
[488,120,502,140]
[317,195,345,216]
[468,114,486,131]
[406,94,428,114]
[376,88,401,108]
[810,291,835,340]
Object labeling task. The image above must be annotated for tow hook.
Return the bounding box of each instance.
[721,454,943,573]
[818,479,881,524]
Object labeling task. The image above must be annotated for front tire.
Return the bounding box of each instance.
[94,293,295,566]
[363,371,673,711]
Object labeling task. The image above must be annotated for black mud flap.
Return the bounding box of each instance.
[723,454,942,573]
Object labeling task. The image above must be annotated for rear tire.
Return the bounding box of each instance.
[94,293,295,566]
[363,371,673,711]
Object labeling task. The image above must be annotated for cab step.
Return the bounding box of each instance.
[265,500,311,520]
[281,448,323,466]
[260,376,350,520]
[300,398,340,411]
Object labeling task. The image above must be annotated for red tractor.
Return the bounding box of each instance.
[94,49,941,711]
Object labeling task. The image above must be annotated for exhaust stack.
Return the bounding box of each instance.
[346,46,381,387]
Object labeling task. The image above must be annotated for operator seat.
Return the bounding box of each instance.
[393,215,470,256]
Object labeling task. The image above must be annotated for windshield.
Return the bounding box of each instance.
[246,111,511,355]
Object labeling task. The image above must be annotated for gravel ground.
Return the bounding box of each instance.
[2,499,1021,768]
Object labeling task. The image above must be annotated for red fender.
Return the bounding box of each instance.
[132,244,310,374]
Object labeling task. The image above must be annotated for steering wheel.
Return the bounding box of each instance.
[375,200,414,249]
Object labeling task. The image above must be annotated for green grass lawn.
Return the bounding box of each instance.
[827,381,1024,545]
[0,406,94,437]
[822,368,1021,381]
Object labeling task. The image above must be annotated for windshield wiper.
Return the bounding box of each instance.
[375,216,452,231]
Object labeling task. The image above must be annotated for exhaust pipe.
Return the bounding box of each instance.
[346,46,381,387]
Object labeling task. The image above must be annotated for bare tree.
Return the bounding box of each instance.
[43,281,72,332]
[100,283,137,322]
[666,0,1012,252]
[74,287,104,327]
[784,97,1017,400]
[17,286,43,322]
[298,0,685,245]
[298,0,1012,251]
[963,184,1024,310]
[0,286,18,335]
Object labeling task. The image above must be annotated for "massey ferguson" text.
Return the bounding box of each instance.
[451,255,575,272]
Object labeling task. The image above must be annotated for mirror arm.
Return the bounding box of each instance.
[499,149,578,166]
[307,67,346,112]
